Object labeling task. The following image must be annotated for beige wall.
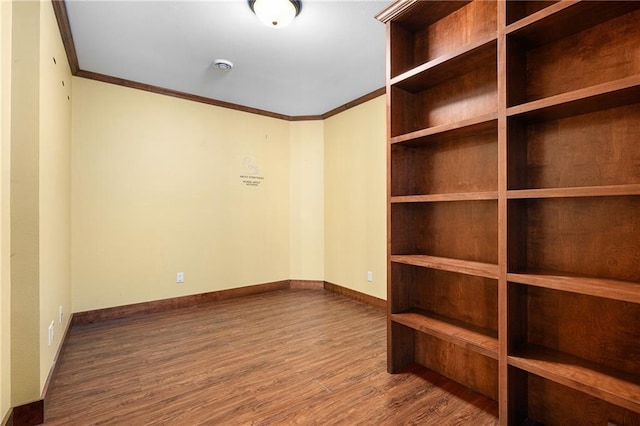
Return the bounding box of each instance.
[38,0,72,391]
[1,0,12,419]
[324,96,387,300]
[6,0,72,406]
[289,121,324,280]
[72,78,385,311]
[72,80,385,312]
[72,78,292,312]
[10,0,41,405]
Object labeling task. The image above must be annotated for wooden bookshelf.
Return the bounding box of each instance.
[379,0,640,424]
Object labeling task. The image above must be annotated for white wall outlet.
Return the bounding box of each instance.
[59,305,64,323]
[367,271,373,282]
[176,272,184,283]
[48,321,55,346]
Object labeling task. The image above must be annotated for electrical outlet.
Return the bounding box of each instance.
[48,321,54,346]
[367,271,373,282]
[176,272,184,283]
[59,305,63,323]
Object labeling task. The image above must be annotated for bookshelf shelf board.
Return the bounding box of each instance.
[392,311,499,360]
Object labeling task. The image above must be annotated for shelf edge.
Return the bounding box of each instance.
[390,113,498,144]
[390,36,497,90]
[506,75,640,120]
[391,255,499,279]
[391,312,499,360]
[508,348,640,414]
[507,185,640,199]
[507,273,640,304]
[391,192,498,203]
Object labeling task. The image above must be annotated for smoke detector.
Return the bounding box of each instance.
[213,59,233,71]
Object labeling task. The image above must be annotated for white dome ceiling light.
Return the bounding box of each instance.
[248,0,302,29]
[213,59,234,71]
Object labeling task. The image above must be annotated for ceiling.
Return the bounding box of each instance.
[63,0,392,118]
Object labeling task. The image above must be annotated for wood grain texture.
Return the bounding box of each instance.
[44,289,499,425]
[505,1,559,26]
[386,0,640,422]
[506,75,640,122]
[391,126,497,196]
[506,2,640,49]
[391,60,498,135]
[507,366,529,426]
[507,185,640,199]
[379,0,492,80]
[509,103,640,191]
[377,0,469,27]
[516,197,640,283]
[524,374,640,425]
[525,288,640,377]
[507,281,640,416]
[388,20,415,78]
[323,281,386,309]
[509,346,640,415]
[390,113,497,144]
[392,312,498,360]
[508,272,640,304]
[414,0,496,67]
[289,280,324,290]
[391,254,498,279]
[390,261,498,331]
[391,200,498,264]
[392,37,497,92]
[391,192,498,203]
[415,332,499,401]
[12,400,43,426]
[523,8,640,103]
[411,268,498,332]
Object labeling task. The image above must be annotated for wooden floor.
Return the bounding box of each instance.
[45,289,499,425]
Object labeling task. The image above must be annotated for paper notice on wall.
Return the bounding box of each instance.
[240,156,264,187]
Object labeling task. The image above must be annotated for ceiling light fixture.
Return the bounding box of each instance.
[213,59,233,71]
[248,0,301,29]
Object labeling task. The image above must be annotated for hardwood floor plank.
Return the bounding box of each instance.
[45,289,498,425]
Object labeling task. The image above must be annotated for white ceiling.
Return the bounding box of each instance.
[64,0,391,117]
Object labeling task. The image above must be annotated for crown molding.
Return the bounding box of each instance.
[51,0,385,122]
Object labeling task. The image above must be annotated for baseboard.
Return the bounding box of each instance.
[289,280,324,289]
[71,280,383,326]
[10,400,42,426]
[72,280,291,325]
[323,281,386,309]
[41,313,74,412]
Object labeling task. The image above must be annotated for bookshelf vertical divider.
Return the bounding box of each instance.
[377,1,640,424]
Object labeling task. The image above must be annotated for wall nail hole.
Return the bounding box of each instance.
[62,81,65,87]
[53,57,57,64]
